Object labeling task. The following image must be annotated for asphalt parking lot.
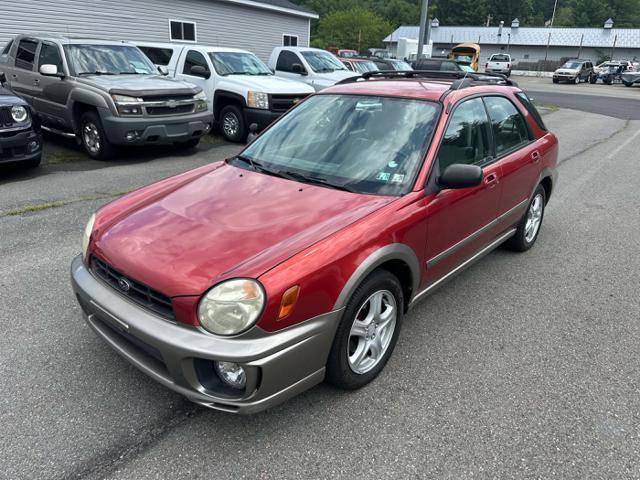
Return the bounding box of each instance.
[2,84,640,479]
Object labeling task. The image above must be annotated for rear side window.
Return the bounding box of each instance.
[483,96,530,156]
[436,97,492,171]
[38,43,63,72]
[15,39,38,70]
[182,50,208,75]
[139,46,173,66]
[514,92,547,131]
[276,50,300,72]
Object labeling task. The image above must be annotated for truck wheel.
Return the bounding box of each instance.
[623,81,633,87]
[219,105,246,143]
[175,138,201,149]
[552,78,559,84]
[79,111,114,160]
[589,75,597,84]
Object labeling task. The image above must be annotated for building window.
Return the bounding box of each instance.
[524,54,530,59]
[283,35,298,47]
[169,20,196,42]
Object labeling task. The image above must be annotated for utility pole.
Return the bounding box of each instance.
[417,0,429,59]
[550,0,559,27]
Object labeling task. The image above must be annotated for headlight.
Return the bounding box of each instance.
[197,279,265,335]
[82,213,96,259]
[247,91,269,110]
[194,91,208,112]
[112,94,143,116]
[10,105,28,123]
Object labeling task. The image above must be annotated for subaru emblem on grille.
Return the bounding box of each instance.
[118,277,131,292]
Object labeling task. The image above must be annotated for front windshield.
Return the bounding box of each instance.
[391,60,413,71]
[301,51,348,73]
[64,45,156,75]
[209,52,272,76]
[562,62,581,69]
[353,61,379,73]
[236,95,440,196]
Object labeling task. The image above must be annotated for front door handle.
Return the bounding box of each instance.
[33,79,40,85]
[484,172,499,188]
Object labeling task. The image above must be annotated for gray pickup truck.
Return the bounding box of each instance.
[0,35,212,159]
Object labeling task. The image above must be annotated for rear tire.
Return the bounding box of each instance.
[552,78,559,84]
[219,105,246,143]
[589,75,597,84]
[79,111,114,160]
[506,184,546,252]
[326,270,404,390]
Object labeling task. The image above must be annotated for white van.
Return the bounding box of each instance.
[268,47,358,92]
[137,42,314,142]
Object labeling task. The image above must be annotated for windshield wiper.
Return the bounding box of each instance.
[277,170,356,193]
[78,71,116,76]
[230,155,289,179]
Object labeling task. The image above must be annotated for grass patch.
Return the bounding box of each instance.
[4,200,69,216]
[199,133,227,146]
[45,150,86,165]
[110,190,132,197]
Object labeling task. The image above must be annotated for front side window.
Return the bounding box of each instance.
[139,46,174,66]
[210,52,272,76]
[170,21,196,42]
[237,95,440,196]
[484,96,530,156]
[38,43,63,72]
[301,51,348,73]
[276,50,301,72]
[283,35,298,47]
[15,39,38,70]
[182,50,209,75]
[63,45,156,75]
[436,98,491,172]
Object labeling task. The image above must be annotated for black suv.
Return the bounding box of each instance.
[413,58,464,72]
[0,72,42,168]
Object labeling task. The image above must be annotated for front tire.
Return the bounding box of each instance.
[624,81,633,87]
[219,105,246,143]
[506,184,546,252]
[79,111,114,160]
[326,270,404,390]
[574,76,580,84]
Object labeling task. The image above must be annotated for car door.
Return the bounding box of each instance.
[176,49,212,113]
[33,41,71,129]
[425,97,503,283]
[8,38,40,104]
[482,95,540,227]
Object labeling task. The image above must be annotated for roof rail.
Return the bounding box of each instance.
[336,70,518,89]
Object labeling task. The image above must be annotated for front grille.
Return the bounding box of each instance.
[0,145,26,159]
[270,93,310,112]
[91,257,175,320]
[146,104,194,116]
[0,107,15,128]
[141,95,194,102]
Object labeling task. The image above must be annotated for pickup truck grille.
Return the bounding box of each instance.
[270,94,310,113]
[146,104,194,116]
[0,107,15,128]
[91,257,175,320]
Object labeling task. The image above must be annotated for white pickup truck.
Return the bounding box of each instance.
[485,54,512,77]
[137,43,314,142]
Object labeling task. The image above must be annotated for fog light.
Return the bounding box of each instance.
[125,131,140,142]
[204,123,212,132]
[214,361,246,389]
[28,140,39,152]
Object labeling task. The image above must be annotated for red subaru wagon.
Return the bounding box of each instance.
[72,71,558,414]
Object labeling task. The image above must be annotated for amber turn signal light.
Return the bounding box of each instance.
[278,285,300,320]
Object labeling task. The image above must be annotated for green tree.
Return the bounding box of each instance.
[312,7,393,51]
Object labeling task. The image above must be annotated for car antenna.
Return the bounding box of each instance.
[456,70,470,90]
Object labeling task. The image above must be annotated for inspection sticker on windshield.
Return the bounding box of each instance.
[391,174,405,184]
[376,172,390,182]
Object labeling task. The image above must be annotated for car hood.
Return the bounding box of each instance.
[77,74,201,96]
[0,88,26,106]
[219,75,314,94]
[93,163,393,297]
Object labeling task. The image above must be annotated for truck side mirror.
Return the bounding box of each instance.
[0,72,6,85]
[40,64,64,78]
[292,63,307,75]
[190,65,211,79]
[158,65,169,76]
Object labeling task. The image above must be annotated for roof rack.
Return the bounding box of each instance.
[336,70,518,89]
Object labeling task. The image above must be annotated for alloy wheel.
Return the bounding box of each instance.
[223,112,240,138]
[347,290,397,374]
[83,122,101,155]
[524,193,544,243]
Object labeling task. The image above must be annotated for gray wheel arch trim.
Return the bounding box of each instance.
[332,243,421,311]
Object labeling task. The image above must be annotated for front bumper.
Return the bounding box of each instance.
[70,255,342,414]
[0,127,42,165]
[101,110,214,146]
[243,108,282,132]
[553,74,578,82]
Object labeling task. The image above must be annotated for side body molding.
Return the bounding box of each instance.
[332,243,421,311]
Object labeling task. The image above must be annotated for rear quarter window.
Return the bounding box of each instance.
[515,92,548,132]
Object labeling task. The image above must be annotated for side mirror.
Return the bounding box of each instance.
[190,65,211,79]
[437,164,483,190]
[0,72,6,85]
[157,65,169,76]
[292,63,307,75]
[40,64,64,78]
[247,123,259,144]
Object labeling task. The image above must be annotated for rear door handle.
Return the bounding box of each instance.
[531,150,541,163]
[33,79,40,85]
